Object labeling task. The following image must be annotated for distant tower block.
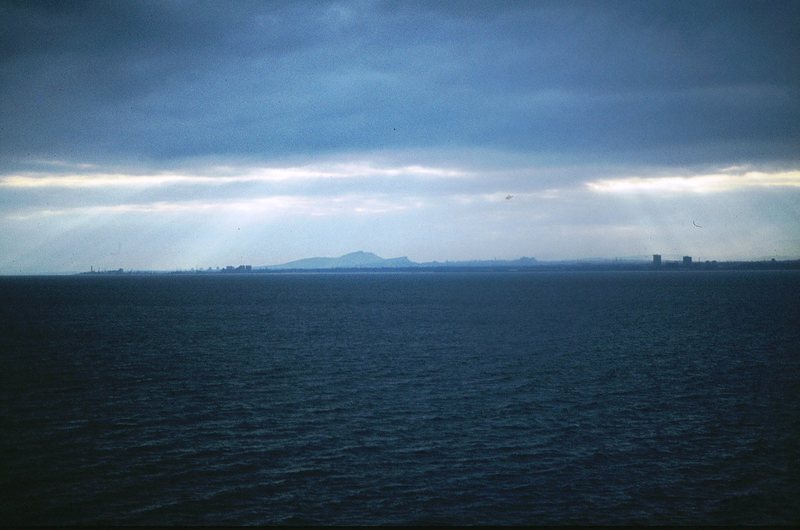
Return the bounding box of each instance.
[683,256,692,266]
[652,254,662,266]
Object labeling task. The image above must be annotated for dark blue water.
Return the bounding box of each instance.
[1,271,799,524]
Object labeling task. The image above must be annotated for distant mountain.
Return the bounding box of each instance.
[265,251,542,270]
[419,257,538,268]
[267,251,415,270]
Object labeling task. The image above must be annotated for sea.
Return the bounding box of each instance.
[1,271,798,525]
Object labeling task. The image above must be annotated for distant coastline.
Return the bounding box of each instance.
[77,251,800,275]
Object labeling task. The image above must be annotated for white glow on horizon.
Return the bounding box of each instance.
[587,170,800,194]
[0,162,466,189]
[5,193,425,220]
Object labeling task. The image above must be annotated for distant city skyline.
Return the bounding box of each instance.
[2,1,799,274]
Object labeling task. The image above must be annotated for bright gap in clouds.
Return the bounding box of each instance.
[0,163,466,189]
[587,170,800,194]
[6,195,423,220]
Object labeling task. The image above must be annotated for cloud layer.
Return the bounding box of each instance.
[3,1,799,168]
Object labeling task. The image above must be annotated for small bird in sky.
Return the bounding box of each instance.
[693,220,703,228]
[506,195,513,200]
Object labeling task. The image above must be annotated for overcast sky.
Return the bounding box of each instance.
[1,0,799,273]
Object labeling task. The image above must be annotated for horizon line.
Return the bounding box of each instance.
[3,255,800,276]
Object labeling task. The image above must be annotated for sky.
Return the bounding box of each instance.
[1,0,799,273]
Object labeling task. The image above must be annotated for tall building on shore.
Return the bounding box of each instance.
[683,256,692,266]
[653,254,662,267]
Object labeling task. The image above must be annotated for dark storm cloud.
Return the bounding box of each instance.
[1,0,799,169]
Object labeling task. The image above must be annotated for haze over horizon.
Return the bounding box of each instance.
[2,1,799,274]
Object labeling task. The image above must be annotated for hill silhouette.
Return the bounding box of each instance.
[268,251,414,270]
[265,251,539,270]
